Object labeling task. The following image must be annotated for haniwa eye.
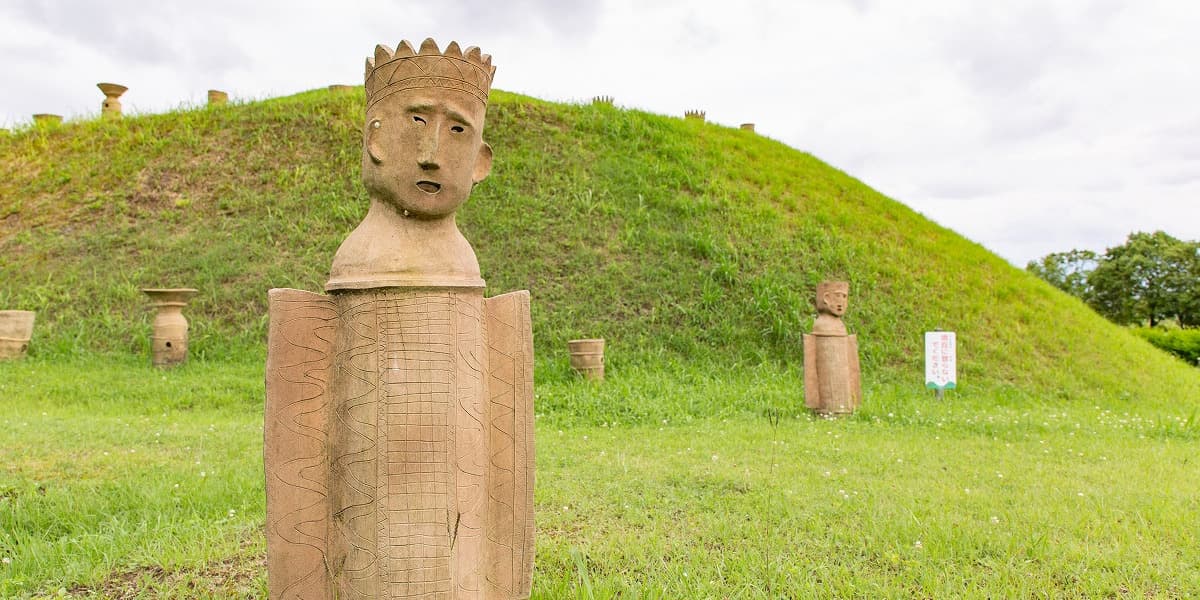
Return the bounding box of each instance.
[412,116,426,124]
[450,125,465,133]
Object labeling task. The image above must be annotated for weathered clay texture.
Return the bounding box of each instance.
[803,281,862,415]
[265,38,534,600]
[0,310,36,360]
[567,338,605,380]
[208,90,228,105]
[142,288,198,367]
[98,83,127,119]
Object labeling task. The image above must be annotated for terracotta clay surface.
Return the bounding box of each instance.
[98,83,127,119]
[567,338,605,380]
[328,84,356,93]
[803,281,862,415]
[740,123,755,131]
[142,288,198,367]
[0,310,36,360]
[684,109,706,121]
[207,90,228,105]
[325,38,496,291]
[265,38,534,600]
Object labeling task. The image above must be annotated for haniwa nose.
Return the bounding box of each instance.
[417,127,440,170]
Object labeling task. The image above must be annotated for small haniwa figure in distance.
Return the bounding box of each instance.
[804,281,862,415]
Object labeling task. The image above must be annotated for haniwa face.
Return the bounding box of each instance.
[822,290,848,316]
[362,88,493,219]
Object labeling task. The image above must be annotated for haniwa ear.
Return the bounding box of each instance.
[472,142,493,183]
[366,119,384,164]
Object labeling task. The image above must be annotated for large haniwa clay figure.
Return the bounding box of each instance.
[264,38,535,600]
[803,281,862,415]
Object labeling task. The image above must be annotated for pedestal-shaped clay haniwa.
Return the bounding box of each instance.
[207,90,228,106]
[740,123,755,132]
[568,338,605,380]
[98,83,128,119]
[142,288,198,367]
[803,281,862,415]
[0,310,36,360]
[265,38,534,600]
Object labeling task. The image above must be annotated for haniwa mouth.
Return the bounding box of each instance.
[416,181,441,194]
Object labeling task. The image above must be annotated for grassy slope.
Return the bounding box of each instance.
[1,88,1197,405]
[2,88,1195,407]
[2,89,1199,597]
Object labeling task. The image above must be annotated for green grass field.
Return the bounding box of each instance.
[2,88,1199,597]
[2,357,1197,598]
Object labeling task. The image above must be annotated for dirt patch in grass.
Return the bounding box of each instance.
[68,537,265,599]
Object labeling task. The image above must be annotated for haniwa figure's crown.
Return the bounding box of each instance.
[364,38,495,111]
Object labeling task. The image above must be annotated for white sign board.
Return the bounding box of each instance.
[925,331,957,390]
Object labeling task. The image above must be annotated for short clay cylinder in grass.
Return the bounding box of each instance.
[327,84,355,93]
[142,288,198,367]
[568,338,606,380]
[0,310,36,360]
[97,82,128,119]
[207,90,228,106]
[740,123,755,132]
[684,110,705,121]
[32,114,62,127]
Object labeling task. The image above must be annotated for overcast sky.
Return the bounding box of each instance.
[2,0,1197,265]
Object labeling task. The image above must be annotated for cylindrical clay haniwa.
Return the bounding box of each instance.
[0,310,36,360]
[142,288,198,367]
[568,338,605,380]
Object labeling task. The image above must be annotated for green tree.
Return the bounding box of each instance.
[1169,239,1200,328]
[1026,249,1098,298]
[1086,231,1199,328]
